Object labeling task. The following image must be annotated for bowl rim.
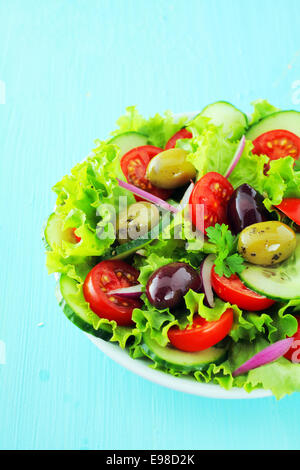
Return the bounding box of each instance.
[86,333,272,399]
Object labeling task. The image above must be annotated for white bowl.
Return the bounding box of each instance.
[86,333,272,399]
[64,111,272,399]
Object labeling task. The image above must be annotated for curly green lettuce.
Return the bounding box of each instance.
[56,269,142,351]
[249,99,280,126]
[45,141,135,279]
[194,335,300,399]
[132,250,298,347]
[110,106,188,148]
[179,120,300,213]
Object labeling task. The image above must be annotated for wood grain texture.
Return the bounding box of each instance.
[0,0,300,450]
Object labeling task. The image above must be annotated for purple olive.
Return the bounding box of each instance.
[227,183,269,235]
[146,262,202,310]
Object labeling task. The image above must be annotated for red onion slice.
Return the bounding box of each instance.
[109,284,143,299]
[232,337,295,377]
[117,178,179,214]
[225,135,246,179]
[179,181,195,210]
[200,254,215,308]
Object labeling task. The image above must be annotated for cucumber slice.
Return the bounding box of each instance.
[246,110,300,141]
[44,213,64,249]
[239,234,300,301]
[200,101,248,140]
[141,330,228,373]
[58,274,112,340]
[108,237,151,260]
[108,132,148,157]
[105,211,174,260]
[41,219,51,251]
[44,213,78,250]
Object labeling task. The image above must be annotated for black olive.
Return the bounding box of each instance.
[146,262,202,309]
[227,183,269,234]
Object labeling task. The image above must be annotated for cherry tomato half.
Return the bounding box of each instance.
[189,172,234,233]
[284,316,300,363]
[165,128,193,150]
[168,309,234,352]
[211,267,276,311]
[252,130,300,172]
[83,260,142,326]
[71,228,81,243]
[120,145,172,201]
[275,198,300,226]
[62,227,81,244]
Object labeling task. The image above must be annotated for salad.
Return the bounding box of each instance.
[43,100,300,399]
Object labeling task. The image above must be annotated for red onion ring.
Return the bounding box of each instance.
[200,254,215,308]
[117,178,179,213]
[225,135,246,179]
[109,284,143,299]
[232,337,295,377]
[179,181,195,210]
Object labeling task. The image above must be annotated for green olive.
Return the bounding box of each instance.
[238,221,296,266]
[117,202,159,244]
[146,148,196,189]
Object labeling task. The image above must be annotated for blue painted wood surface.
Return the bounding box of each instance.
[1,0,300,450]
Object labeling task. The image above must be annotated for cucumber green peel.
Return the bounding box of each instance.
[239,235,300,301]
[104,211,175,260]
[141,329,228,373]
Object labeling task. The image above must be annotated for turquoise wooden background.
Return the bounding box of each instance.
[1,0,300,450]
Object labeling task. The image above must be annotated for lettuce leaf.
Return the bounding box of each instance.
[185,126,268,190]
[196,337,300,399]
[111,106,188,148]
[229,301,299,343]
[241,356,300,399]
[183,123,300,215]
[241,156,300,213]
[229,337,300,399]
[249,99,280,126]
[132,252,195,346]
[133,223,299,352]
[262,157,300,209]
[45,141,135,278]
[57,271,142,351]
[137,328,300,399]
[139,323,300,399]
[183,290,298,342]
[46,252,94,283]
